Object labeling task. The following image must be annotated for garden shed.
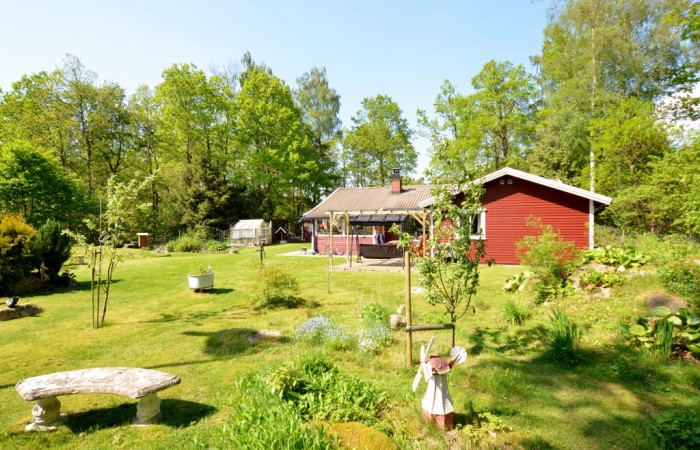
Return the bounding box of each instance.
[230,219,272,246]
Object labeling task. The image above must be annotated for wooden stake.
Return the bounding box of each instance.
[405,250,412,366]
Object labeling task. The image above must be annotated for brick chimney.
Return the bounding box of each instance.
[391,168,402,193]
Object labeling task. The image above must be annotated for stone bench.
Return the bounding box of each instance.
[15,367,181,431]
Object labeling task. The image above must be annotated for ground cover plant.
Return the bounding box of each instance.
[1,242,699,449]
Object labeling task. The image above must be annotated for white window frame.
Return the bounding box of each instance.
[470,209,486,240]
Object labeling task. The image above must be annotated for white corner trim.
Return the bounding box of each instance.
[589,199,595,249]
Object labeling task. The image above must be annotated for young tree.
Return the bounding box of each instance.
[82,175,152,328]
[395,165,491,324]
[343,95,416,186]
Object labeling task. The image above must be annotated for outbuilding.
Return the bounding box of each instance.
[230,219,272,246]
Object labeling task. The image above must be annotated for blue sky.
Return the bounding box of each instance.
[0,0,549,174]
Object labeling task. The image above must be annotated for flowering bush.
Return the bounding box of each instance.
[296,316,356,350]
[358,325,393,354]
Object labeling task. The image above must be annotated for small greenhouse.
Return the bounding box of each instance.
[230,219,272,246]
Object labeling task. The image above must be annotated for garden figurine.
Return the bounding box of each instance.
[412,336,467,431]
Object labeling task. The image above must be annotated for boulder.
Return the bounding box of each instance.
[390,314,406,331]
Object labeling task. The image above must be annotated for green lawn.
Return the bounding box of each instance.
[1,243,697,449]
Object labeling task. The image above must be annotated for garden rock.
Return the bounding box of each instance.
[247,329,283,344]
[591,287,611,299]
[390,314,406,330]
[646,293,686,313]
[0,304,43,321]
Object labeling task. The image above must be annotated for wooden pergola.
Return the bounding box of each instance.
[325,208,430,268]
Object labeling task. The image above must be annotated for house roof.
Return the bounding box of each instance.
[232,219,267,230]
[301,184,435,220]
[418,167,613,208]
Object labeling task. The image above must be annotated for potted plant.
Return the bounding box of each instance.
[188,264,214,291]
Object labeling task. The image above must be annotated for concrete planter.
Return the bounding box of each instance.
[188,273,214,291]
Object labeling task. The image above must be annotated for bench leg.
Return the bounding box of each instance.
[26,396,64,431]
[133,393,162,425]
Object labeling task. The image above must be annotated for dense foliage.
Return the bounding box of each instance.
[216,356,387,448]
[31,219,73,280]
[0,214,36,294]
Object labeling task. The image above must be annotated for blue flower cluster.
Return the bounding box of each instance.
[358,325,393,354]
[296,316,334,344]
[296,316,393,353]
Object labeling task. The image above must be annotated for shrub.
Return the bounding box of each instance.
[358,325,393,354]
[165,232,203,252]
[265,356,388,424]
[516,219,582,303]
[31,219,73,281]
[544,309,582,365]
[503,271,531,292]
[579,270,625,289]
[0,214,37,295]
[204,239,228,252]
[648,408,700,450]
[583,246,647,269]
[296,316,336,345]
[620,307,700,358]
[220,373,335,449]
[252,263,302,309]
[360,300,388,328]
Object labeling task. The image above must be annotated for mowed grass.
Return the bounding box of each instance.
[0,243,698,449]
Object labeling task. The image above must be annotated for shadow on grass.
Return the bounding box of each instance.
[147,305,251,324]
[61,399,216,433]
[464,352,674,448]
[183,328,292,357]
[17,279,121,299]
[467,325,547,356]
[188,287,235,295]
[458,324,698,449]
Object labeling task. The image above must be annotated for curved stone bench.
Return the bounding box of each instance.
[15,367,181,431]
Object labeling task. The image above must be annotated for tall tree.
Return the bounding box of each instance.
[343,95,416,186]
[155,63,237,231]
[233,59,322,222]
[0,70,74,170]
[420,61,537,180]
[295,67,342,201]
[589,97,670,196]
[607,136,700,234]
[532,0,700,189]
[418,80,471,182]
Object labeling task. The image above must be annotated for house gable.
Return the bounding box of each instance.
[480,176,591,264]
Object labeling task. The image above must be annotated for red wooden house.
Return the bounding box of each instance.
[301,167,612,265]
[420,168,613,264]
